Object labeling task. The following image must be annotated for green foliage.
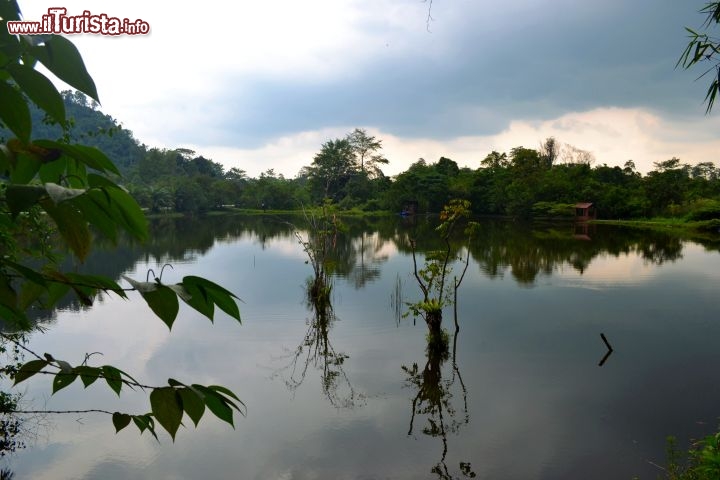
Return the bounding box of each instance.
[1,0,242,440]
[683,198,720,221]
[648,434,720,480]
[678,2,720,113]
[295,200,341,306]
[424,328,450,355]
[9,351,244,441]
[532,201,575,218]
[346,128,388,176]
[10,90,718,220]
[305,130,390,206]
[386,158,452,213]
[407,200,478,344]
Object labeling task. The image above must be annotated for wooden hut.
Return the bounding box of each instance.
[574,202,595,222]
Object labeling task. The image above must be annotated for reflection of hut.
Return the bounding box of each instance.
[574,222,592,241]
[401,200,418,216]
[575,202,596,222]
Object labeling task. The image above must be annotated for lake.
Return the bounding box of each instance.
[4,215,720,479]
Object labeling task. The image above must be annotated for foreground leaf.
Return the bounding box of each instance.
[101,365,122,396]
[193,385,236,427]
[112,412,132,433]
[7,63,65,126]
[52,371,78,393]
[178,387,205,427]
[13,359,48,385]
[0,80,31,143]
[150,387,183,440]
[141,285,180,329]
[132,414,159,441]
[40,198,91,261]
[5,185,46,217]
[182,276,241,323]
[75,365,100,388]
[30,35,99,102]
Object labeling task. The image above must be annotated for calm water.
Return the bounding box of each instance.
[5,215,720,479]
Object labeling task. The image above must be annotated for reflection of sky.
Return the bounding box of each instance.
[554,243,719,290]
[6,229,720,479]
[555,252,659,288]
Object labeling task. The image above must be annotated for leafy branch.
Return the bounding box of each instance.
[678,2,720,113]
[406,200,478,324]
[1,0,245,441]
[1,334,245,441]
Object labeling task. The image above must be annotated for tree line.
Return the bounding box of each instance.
[6,91,720,220]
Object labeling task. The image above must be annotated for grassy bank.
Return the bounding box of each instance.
[145,207,398,218]
[592,218,720,233]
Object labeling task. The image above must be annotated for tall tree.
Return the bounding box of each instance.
[307,138,357,201]
[539,136,560,168]
[480,151,509,170]
[561,144,595,166]
[346,128,388,177]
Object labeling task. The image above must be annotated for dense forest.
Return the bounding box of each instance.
[5,90,720,220]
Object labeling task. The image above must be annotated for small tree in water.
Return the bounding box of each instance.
[407,200,478,351]
[294,199,341,308]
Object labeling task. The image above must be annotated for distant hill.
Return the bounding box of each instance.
[0,90,146,175]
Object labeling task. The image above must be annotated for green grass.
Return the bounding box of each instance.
[198,207,396,217]
[593,218,720,232]
[634,433,720,480]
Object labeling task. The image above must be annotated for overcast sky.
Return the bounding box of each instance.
[19,0,720,177]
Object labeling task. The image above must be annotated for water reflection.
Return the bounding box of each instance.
[403,334,475,479]
[272,300,365,409]
[6,215,720,479]
[466,222,689,285]
[31,215,719,329]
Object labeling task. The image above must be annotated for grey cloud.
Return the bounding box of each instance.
[169,0,706,148]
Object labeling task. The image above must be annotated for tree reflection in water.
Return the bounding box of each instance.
[272,300,365,409]
[403,331,476,479]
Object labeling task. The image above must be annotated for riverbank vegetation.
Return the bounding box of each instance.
[5,94,720,224]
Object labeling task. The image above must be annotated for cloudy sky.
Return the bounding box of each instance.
[18,0,720,177]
